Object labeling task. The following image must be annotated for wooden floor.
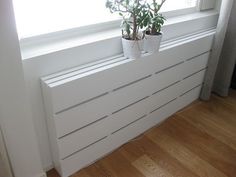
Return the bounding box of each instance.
[48,90,236,177]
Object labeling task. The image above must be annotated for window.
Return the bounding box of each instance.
[13,0,198,39]
[160,0,198,12]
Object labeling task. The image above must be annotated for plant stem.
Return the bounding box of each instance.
[132,0,140,40]
[133,14,137,40]
[151,0,166,34]
[151,0,157,34]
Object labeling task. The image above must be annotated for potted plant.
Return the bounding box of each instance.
[106,0,146,59]
[143,0,166,54]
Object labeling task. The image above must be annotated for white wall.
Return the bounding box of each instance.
[0,0,46,177]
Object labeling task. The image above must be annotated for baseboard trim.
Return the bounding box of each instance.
[34,172,47,177]
[44,163,54,172]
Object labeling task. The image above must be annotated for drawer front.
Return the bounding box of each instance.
[57,80,181,159]
[55,63,183,138]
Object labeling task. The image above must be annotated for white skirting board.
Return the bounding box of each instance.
[41,30,214,177]
[34,173,47,177]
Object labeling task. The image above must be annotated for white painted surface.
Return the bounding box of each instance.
[60,82,202,177]
[0,0,45,177]
[22,13,218,170]
[47,32,213,113]
[41,30,213,176]
[20,11,218,59]
[60,97,180,177]
[182,52,209,78]
[54,63,183,138]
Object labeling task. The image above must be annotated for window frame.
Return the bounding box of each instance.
[18,1,202,41]
[20,8,200,46]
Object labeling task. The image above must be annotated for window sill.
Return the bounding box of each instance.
[20,10,218,60]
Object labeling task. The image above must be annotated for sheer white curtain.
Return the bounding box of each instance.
[212,0,236,96]
[200,0,235,100]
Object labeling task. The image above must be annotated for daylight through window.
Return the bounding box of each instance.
[13,0,198,39]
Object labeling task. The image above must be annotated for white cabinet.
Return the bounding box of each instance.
[41,30,214,177]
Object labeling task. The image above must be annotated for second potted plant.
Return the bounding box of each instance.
[106,0,146,59]
[143,0,166,54]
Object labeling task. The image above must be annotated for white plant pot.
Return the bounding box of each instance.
[144,33,162,54]
[122,38,143,59]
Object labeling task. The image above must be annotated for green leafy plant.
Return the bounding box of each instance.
[106,0,147,40]
[145,0,166,35]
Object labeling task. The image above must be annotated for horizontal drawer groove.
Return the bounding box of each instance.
[55,61,183,115]
[43,54,125,82]
[55,61,182,115]
[152,80,181,96]
[183,67,207,80]
[58,115,109,139]
[54,64,183,138]
[155,61,184,75]
[161,29,216,49]
[180,84,202,97]
[49,58,127,85]
[44,55,126,84]
[55,92,109,115]
[113,75,152,92]
[111,114,148,135]
[57,81,181,158]
[49,59,131,88]
[186,51,210,61]
[112,96,150,115]
[62,136,108,160]
[150,98,178,114]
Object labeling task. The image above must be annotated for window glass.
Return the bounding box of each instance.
[13,0,198,39]
[160,0,197,12]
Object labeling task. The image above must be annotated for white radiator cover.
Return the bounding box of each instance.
[41,30,215,177]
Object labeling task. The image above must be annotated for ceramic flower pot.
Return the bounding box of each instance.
[122,38,143,59]
[144,32,162,54]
